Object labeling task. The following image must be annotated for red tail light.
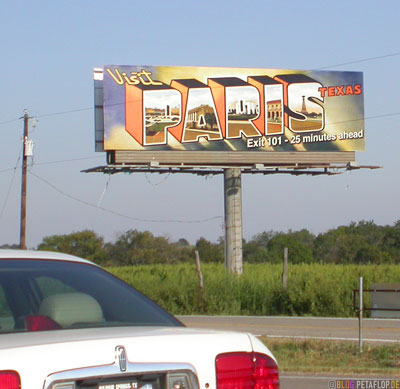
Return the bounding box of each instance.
[216,352,279,389]
[0,371,21,389]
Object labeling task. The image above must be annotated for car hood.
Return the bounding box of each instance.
[0,326,275,388]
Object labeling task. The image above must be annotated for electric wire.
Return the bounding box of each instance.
[0,156,104,175]
[33,106,93,120]
[0,118,20,125]
[0,145,22,221]
[315,51,400,70]
[145,172,171,186]
[0,167,19,174]
[327,112,400,126]
[28,169,223,224]
[97,174,111,207]
[32,155,104,166]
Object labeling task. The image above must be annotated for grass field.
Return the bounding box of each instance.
[108,263,400,317]
[261,338,400,375]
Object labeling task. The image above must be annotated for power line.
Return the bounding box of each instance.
[0,110,34,127]
[0,107,94,128]
[365,112,400,121]
[328,112,400,126]
[32,155,104,166]
[0,118,20,126]
[28,169,223,224]
[0,156,104,175]
[0,167,19,174]
[0,145,22,221]
[315,51,400,70]
[34,106,93,120]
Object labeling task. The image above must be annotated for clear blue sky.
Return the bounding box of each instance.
[1,0,399,247]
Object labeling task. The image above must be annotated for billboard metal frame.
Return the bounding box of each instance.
[82,157,379,176]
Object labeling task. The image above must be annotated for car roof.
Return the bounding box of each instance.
[0,249,93,265]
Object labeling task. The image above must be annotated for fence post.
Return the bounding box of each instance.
[282,247,288,291]
[194,250,204,291]
[359,276,363,353]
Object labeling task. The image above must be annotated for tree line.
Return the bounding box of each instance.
[3,220,400,265]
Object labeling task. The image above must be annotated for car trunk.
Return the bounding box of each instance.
[0,326,268,388]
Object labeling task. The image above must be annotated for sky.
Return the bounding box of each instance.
[1,0,400,248]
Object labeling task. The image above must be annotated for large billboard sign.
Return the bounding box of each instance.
[95,65,364,161]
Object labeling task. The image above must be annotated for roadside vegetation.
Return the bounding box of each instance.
[17,219,400,266]
[261,338,400,375]
[2,220,399,317]
[106,262,400,317]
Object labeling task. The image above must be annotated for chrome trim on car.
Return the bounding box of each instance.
[44,360,199,389]
[116,345,127,372]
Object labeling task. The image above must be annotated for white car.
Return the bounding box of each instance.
[0,250,279,389]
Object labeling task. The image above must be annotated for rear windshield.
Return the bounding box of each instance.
[0,259,181,333]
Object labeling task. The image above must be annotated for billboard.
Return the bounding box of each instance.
[95,65,364,159]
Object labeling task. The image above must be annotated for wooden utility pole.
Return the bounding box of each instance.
[19,111,29,249]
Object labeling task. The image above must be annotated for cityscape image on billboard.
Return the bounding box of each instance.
[99,65,365,153]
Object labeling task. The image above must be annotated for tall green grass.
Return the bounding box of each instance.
[262,338,400,375]
[108,263,400,317]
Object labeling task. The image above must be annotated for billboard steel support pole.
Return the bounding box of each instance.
[224,168,243,275]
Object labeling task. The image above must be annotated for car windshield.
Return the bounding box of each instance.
[0,259,182,333]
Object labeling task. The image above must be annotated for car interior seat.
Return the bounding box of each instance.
[39,292,104,327]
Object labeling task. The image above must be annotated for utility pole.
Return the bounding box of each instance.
[19,111,29,249]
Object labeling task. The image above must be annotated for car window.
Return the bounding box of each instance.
[0,284,15,331]
[0,259,181,333]
[35,276,77,298]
